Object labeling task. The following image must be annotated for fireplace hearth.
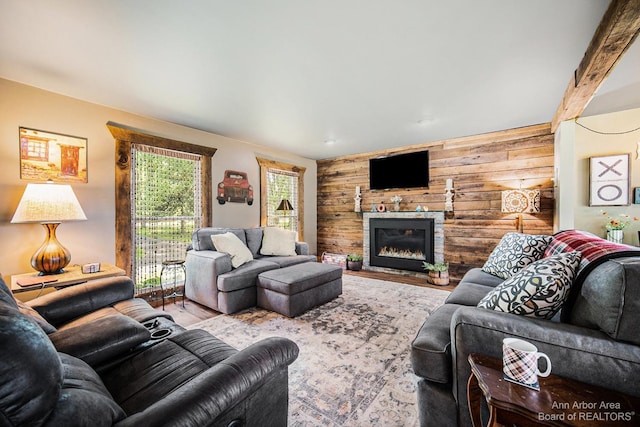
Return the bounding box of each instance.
[363,212,444,275]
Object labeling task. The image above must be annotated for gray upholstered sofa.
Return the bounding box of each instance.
[0,274,299,426]
[185,227,316,314]
[411,230,640,427]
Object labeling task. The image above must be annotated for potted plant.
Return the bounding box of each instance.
[422,261,449,286]
[347,253,363,271]
[602,211,638,243]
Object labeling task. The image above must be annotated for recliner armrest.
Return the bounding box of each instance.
[49,314,151,367]
[115,336,299,427]
[27,276,135,326]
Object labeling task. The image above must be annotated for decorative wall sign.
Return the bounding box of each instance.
[589,154,629,206]
[216,169,254,205]
[19,127,88,183]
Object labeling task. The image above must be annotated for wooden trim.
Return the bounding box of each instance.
[106,122,218,157]
[256,157,306,241]
[551,0,640,131]
[108,123,215,276]
[114,138,132,275]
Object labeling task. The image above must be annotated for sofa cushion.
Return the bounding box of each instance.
[211,232,254,268]
[543,230,640,322]
[0,304,63,426]
[258,254,316,268]
[49,314,151,367]
[191,227,246,251]
[569,257,640,346]
[102,329,237,415]
[445,282,496,306]
[245,227,264,258]
[477,251,581,319]
[481,232,552,279]
[411,304,465,383]
[217,259,280,292]
[46,354,126,426]
[260,227,297,256]
[458,267,505,288]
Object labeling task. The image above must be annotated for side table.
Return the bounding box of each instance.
[467,353,639,427]
[11,263,126,295]
[160,260,186,309]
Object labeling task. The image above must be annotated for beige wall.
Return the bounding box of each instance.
[556,107,640,245]
[0,78,317,279]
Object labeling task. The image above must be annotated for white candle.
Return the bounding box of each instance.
[356,186,361,194]
[446,179,453,189]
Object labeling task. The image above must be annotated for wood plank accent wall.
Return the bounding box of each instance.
[317,123,555,284]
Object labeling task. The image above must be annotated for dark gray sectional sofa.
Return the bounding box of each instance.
[411,230,640,426]
[185,227,316,314]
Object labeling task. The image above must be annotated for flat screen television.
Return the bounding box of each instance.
[369,150,429,190]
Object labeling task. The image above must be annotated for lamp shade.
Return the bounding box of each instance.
[501,189,540,214]
[276,199,294,212]
[11,183,87,223]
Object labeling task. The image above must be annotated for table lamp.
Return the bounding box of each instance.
[276,199,294,214]
[501,189,540,233]
[11,181,87,275]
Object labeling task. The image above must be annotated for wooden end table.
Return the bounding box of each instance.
[467,353,640,427]
[11,263,126,295]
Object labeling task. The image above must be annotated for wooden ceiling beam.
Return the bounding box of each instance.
[551,0,640,132]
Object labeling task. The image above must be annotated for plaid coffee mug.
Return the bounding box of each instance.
[502,338,551,390]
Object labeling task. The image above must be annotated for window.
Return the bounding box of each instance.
[257,158,306,240]
[131,145,202,291]
[109,123,216,300]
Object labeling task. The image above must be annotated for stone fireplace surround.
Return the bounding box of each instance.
[363,211,444,276]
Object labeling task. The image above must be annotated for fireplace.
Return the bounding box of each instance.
[363,212,444,275]
[369,218,434,272]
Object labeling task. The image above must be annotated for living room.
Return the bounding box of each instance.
[1,1,640,426]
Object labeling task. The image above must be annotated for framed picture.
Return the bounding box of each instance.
[634,187,640,204]
[19,127,88,183]
[589,154,629,206]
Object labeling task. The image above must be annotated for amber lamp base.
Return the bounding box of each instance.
[31,223,71,275]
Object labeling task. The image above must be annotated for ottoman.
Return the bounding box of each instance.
[257,262,343,317]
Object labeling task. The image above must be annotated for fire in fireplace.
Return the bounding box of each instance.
[369,217,434,272]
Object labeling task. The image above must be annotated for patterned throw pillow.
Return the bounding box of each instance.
[477,251,582,319]
[482,232,552,279]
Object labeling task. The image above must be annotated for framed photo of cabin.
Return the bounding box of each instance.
[19,127,88,183]
[589,154,629,206]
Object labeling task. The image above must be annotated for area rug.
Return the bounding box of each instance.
[188,275,450,426]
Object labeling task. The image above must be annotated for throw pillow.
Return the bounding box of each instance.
[482,232,552,279]
[477,251,582,319]
[210,232,253,268]
[260,227,297,256]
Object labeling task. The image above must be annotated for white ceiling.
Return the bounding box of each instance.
[0,1,637,160]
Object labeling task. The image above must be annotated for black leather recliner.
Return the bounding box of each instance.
[0,274,299,427]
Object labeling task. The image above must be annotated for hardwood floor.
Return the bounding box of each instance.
[164,269,455,327]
